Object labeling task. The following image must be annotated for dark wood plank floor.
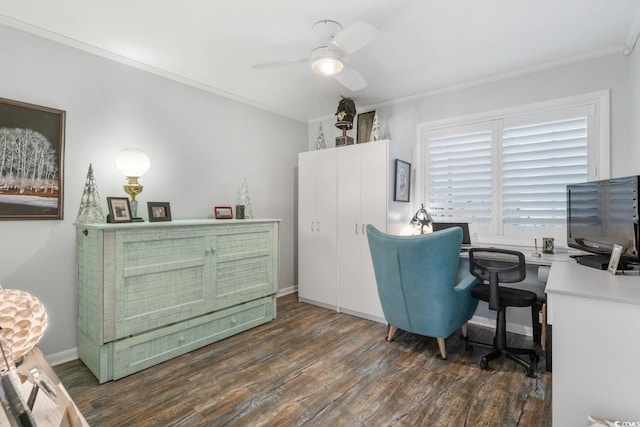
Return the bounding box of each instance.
[55,293,551,426]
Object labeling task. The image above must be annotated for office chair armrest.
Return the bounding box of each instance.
[454,274,483,292]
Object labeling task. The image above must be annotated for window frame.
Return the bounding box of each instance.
[416,91,610,247]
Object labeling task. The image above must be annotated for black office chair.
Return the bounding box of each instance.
[467,248,539,377]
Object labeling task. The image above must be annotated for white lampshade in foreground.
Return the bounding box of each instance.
[0,289,48,361]
[116,147,150,178]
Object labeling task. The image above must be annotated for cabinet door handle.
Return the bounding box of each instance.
[355,223,359,235]
[362,223,366,235]
[316,221,320,232]
[311,221,315,232]
[205,247,216,255]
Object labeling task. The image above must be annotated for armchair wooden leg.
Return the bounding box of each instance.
[437,337,447,359]
[387,325,397,341]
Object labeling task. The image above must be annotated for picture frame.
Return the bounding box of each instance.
[107,197,133,223]
[607,244,623,275]
[356,110,376,144]
[543,237,554,254]
[147,202,172,222]
[394,159,411,202]
[0,97,66,220]
[214,206,233,219]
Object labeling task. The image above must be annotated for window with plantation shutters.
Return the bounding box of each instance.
[418,92,609,244]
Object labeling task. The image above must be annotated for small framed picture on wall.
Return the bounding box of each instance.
[394,159,411,202]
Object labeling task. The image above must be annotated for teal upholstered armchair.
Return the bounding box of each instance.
[366,225,481,359]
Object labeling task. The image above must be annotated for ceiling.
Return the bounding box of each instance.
[0,0,639,123]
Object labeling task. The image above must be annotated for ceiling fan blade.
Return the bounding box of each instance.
[334,65,367,91]
[252,57,308,70]
[331,21,377,55]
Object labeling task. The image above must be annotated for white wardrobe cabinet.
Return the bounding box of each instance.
[298,140,412,321]
[298,148,338,309]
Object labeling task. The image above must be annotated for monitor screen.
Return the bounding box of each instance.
[567,176,639,262]
[432,222,471,244]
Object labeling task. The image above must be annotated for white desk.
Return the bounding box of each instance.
[546,260,640,426]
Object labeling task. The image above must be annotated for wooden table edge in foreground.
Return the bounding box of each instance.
[0,346,88,427]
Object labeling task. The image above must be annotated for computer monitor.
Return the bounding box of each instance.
[432,222,471,245]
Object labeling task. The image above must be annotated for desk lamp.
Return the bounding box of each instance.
[116,147,150,221]
[410,203,432,234]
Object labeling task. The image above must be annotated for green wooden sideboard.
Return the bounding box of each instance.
[76,219,280,383]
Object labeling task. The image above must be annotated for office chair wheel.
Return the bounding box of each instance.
[526,366,536,378]
[479,359,489,370]
[465,343,473,352]
[530,353,540,363]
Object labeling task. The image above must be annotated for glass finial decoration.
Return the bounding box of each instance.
[238,178,254,219]
[370,111,382,141]
[315,123,326,150]
[76,163,106,224]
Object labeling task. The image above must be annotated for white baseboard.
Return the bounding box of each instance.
[45,347,79,367]
[469,315,533,337]
[277,286,297,297]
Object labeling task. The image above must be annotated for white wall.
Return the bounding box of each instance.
[0,24,307,361]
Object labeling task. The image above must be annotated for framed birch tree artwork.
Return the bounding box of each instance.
[0,98,65,219]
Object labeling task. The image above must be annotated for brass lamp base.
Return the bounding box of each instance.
[123,177,144,220]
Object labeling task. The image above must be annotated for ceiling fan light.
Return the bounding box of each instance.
[311,56,344,76]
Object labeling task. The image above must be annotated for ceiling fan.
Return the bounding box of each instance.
[251,19,378,91]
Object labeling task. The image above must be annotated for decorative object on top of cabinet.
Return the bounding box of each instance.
[335,96,356,130]
[115,147,150,221]
[147,202,172,222]
[543,237,554,254]
[236,204,245,219]
[214,206,233,219]
[0,97,65,220]
[106,197,133,223]
[336,134,354,146]
[394,159,411,202]
[76,164,105,224]
[370,111,381,141]
[315,123,326,150]
[238,178,254,218]
[357,110,375,144]
[335,96,355,146]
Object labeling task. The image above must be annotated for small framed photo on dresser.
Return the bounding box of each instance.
[214,206,233,219]
[147,202,172,222]
[607,244,623,275]
[107,197,133,223]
